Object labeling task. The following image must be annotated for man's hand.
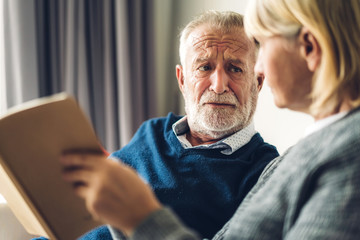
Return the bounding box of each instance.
[60,151,162,236]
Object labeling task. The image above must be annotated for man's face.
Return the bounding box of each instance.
[176,25,262,139]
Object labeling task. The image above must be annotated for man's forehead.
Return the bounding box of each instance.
[187,27,252,53]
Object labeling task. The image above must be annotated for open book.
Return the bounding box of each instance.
[0,93,103,239]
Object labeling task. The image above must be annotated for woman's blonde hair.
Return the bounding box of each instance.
[244,0,360,116]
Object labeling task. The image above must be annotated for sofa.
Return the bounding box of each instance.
[0,203,35,239]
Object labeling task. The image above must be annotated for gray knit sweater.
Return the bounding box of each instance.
[122,107,360,240]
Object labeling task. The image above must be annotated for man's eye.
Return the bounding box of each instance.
[229,66,243,73]
[198,65,211,71]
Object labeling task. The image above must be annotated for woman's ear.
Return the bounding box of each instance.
[299,27,321,72]
[176,64,185,93]
[256,75,264,92]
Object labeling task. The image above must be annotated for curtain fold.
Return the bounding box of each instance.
[4,0,39,106]
[3,0,158,152]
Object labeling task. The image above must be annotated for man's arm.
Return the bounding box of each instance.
[60,152,200,239]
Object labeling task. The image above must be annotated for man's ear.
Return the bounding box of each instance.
[299,27,321,72]
[176,64,185,93]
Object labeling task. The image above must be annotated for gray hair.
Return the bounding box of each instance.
[179,10,245,66]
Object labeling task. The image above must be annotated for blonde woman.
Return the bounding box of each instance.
[60,1,360,239]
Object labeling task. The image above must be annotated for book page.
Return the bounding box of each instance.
[0,158,49,238]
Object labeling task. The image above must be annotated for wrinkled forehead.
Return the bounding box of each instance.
[187,25,253,57]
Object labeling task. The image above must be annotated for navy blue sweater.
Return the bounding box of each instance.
[109,113,278,238]
[51,113,277,240]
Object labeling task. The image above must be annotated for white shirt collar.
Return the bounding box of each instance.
[304,111,349,137]
[172,116,257,155]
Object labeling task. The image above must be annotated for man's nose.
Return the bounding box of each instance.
[209,68,229,94]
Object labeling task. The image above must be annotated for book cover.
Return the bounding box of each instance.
[0,93,103,239]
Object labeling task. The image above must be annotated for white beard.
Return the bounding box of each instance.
[184,84,258,139]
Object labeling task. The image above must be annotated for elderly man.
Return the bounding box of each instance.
[61,10,278,240]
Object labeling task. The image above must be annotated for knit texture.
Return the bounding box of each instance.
[110,112,278,239]
[131,108,360,240]
[217,107,360,240]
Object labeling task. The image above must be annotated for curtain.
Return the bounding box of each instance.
[3,0,158,152]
